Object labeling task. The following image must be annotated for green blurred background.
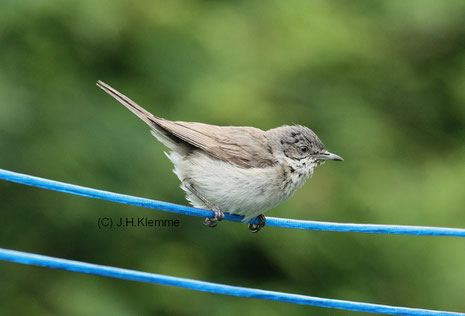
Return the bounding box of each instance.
[1,0,464,315]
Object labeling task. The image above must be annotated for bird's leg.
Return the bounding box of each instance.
[248,214,266,233]
[183,179,224,228]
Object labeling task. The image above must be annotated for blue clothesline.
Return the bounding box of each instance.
[1,168,464,237]
[0,248,463,316]
[1,168,464,315]
[1,168,465,236]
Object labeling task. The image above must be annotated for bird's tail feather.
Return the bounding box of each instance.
[97,80,188,151]
[96,80,158,128]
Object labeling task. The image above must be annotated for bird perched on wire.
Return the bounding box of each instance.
[97,81,343,232]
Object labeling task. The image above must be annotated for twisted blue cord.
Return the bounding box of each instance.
[0,248,463,316]
[1,168,465,237]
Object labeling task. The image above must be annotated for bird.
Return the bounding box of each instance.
[97,81,343,232]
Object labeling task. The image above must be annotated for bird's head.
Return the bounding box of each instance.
[267,125,343,170]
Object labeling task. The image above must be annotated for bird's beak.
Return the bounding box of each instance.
[317,151,344,161]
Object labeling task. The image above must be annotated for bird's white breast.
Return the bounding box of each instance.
[166,150,315,221]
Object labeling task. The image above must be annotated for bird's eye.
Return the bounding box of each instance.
[300,146,308,153]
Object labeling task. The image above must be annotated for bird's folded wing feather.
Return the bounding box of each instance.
[156,121,278,168]
[97,81,277,168]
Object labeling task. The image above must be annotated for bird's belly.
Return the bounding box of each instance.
[170,151,294,221]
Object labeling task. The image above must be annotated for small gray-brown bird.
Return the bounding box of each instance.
[97,81,343,232]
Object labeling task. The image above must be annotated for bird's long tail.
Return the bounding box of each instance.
[96,80,158,127]
[96,80,188,151]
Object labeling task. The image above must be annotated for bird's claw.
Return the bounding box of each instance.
[203,207,224,228]
[248,214,266,233]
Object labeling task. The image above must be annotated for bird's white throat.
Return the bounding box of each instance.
[281,157,318,197]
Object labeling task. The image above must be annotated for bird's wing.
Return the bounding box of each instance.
[159,121,278,168]
[97,81,277,168]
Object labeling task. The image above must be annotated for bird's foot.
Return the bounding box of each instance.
[203,207,224,228]
[248,214,266,233]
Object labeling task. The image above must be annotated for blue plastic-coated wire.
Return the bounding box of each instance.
[1,168,465,237]
[0,248,462,316]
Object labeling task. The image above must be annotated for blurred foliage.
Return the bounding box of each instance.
[1,0,465,315]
